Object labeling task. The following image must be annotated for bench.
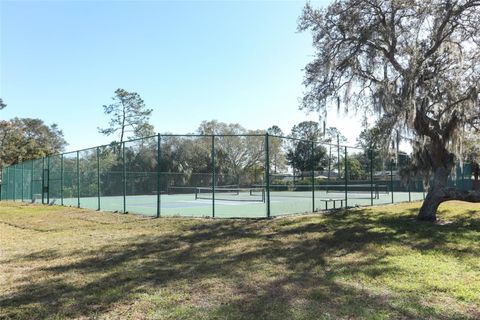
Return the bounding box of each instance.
[320,199,343,210]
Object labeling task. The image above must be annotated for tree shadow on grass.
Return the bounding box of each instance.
[1,208,478,319]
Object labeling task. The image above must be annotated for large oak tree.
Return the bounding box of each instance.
[0,118,67,168]
[299,0,480,221]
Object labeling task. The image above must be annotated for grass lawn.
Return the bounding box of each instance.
[0,201,479,319]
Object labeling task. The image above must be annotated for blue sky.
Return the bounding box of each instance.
[0,0,363,151]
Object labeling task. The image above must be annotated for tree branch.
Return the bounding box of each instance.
[440,187,480,203]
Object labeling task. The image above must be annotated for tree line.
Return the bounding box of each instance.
[2,87,401,199]
[50,118,384,198]
[0,99,67,169]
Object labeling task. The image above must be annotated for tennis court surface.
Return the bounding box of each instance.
[57,185,425,218]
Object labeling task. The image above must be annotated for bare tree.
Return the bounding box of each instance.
[299,0,480,221]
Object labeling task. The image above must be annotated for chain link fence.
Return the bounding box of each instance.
[0,134,476,218]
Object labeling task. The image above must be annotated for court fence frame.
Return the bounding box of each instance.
[0,133,474,218]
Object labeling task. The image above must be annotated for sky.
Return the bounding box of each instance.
[0,0,365,151]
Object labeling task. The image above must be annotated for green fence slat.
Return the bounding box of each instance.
[77,151,80,208]
[311,141,315,212]
[265,133,271,218]
[211,135,215,218]
[123,142,126,214]
[344,146,348,208]
[391,160,394,204]
[157,134,161,218]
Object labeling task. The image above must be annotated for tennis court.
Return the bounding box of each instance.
[3,133,468,219]
[57,185,425,218]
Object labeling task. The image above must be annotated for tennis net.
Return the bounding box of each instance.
[167,184,239,195]
[195,186,265,202]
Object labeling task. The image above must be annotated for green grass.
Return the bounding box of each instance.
[0,201,479,319]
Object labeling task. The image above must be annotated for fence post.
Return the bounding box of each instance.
[13,164,16,202]
[31,161,34,201]
[369,149,373,206]
[60,154,64,206]
[408,179,411,202]
[11,166,14,201]
[8,167,10,200]
[311,141,315,212]
[265,133,271,218]
[328,145,332,183]
[97,147,100,211]
[337,135,340,180]
[157,134,161,218]
[42,157,45,204]
[3,168,5,200]
[390,160,394,203]
[344,146,348,209]
[211,135,215,218]
[122,142,126,213]
[21,162,24,202]
[7,167,10,200]
[2,168,5,200]
[408,158,411,202]
[47,157,50,204]
[76,151,80,208]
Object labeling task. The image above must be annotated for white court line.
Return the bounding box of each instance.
[186,200,261,206]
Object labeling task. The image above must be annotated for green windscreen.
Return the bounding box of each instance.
[31,158,43,202]
[0,167,5,200]
[22,161,33,202]
[6,166,14,200]
[48,155,62,205]
[13,164,22,201]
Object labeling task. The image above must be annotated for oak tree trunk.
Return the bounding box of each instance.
[417,140,480,221]
[418,166,480,222]
[418,167,449,221]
